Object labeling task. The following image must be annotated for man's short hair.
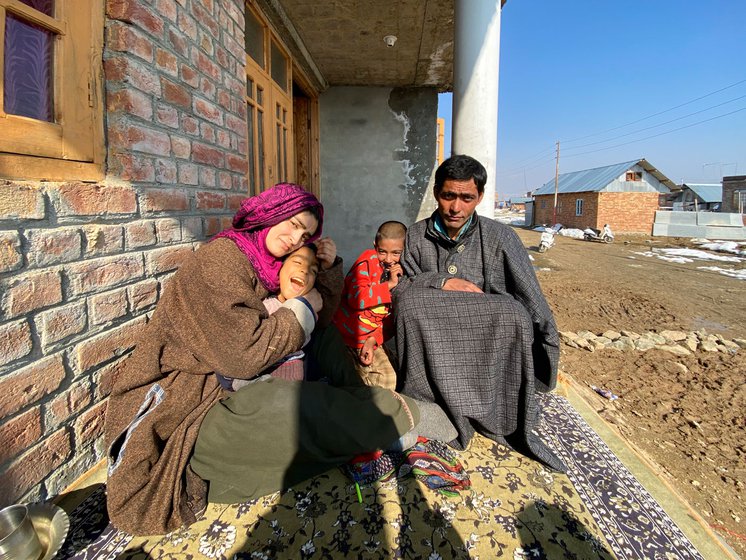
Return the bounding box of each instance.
[375,221,407,245]
[434,154,487,195]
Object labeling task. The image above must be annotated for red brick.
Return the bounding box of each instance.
[196,191,226,211]
[90,287,129,325]
[155,48,178,76]
[83,224,124,256]
[107,0,164,37]
[227,194,245,210]
[204,217,222,237]
[0,429,71,505]
[128,278,158,313]
[194,51,220,81]
[26,227,81,267]
[226,153,248,174]
[66,254,144,297]
[0,407,42,464]
[155,0,177,22]
[125,220,157,249]
[0,354,66,418]
[201,123,216,144]
[109,152,156,182]
[219,172,233,190]
[155,218,182,244]
[200,166,216,187]
[145,245,193,275]
[220,216,233,230]
[94,356,128,399]
[75,400,108,449]
[107,21,154,61]
[140,188,189,213]
[217,89,231,109]
[0,183,45,219]
[177,12,197,41]
[36,301,87,349]
[2,270,62,318]
[75,317,145,373]
[0,231,23,273]
[110,121,171,156]
[107,88,153,120]
[192,3,218,38]
[104,56,161,96]
[199,32,214,57]
[56,183,137,216]
[181,115,199,135]
[180,63,199,88]
[169,30,188,58]
[162,78,192,108]
[46,380,92,430]
[216,129,230,149]
[181,217,203,241]
[199,77,216,99]
[192,142,224,167]
[156,104,179,129]
[178,162,199,185]
[171,136,191,159]
[215,45,229,69]
[226,113,247,136]
[155,158,178,183]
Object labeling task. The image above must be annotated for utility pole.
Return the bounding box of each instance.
[552,140,560,225]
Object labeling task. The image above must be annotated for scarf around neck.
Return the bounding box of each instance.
[212,183,324,292]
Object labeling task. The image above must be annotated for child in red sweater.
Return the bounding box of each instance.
[332,221,406,390]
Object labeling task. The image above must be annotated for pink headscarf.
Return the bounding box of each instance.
[213,183,324,292]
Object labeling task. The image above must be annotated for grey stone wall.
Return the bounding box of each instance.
[319,86,437,267]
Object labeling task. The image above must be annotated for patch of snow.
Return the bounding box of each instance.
[658,248,742,262]
[697,266,746,280]
[495,214,527,226]
[696,240,746,256]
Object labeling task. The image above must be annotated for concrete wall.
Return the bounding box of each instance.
[319,87,437,267]
[0,0,246,507]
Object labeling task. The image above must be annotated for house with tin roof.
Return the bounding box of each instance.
[672,183,722,211]
[532,159,675,232]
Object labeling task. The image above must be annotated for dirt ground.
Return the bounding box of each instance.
[512,225,746,557]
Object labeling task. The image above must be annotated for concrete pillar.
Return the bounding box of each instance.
[452,0,501,217]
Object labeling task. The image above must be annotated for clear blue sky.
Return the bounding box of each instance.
[438,0,746,201]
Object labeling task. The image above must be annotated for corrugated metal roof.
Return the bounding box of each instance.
[683,183,722,203]
[532,159,676,195]
[509,197,532,204]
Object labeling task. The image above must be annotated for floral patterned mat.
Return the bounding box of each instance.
[59,394,704,559]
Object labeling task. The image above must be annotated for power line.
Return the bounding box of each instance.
[562,93,746,152]
[562,106,746,159]
[561,77,746,144]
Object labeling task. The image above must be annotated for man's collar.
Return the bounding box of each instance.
[433,212,475,241]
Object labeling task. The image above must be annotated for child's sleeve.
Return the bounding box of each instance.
[344,256,391,311]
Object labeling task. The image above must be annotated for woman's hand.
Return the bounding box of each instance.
[315,237,337,270]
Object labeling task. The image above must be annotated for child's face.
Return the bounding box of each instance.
[278,246,318,301]
[375,238,404,269]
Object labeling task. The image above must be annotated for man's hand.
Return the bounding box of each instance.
[386,263,403,289]
[315,237,337,270]
[303,288,323,314]
[443,278,483,293]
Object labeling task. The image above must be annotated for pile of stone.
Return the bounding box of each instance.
[559,329,745,356]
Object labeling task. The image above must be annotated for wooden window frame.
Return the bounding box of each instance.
[575,198,583,216]
[625,171,642,182]
[244,2,294,194]
[0,0,104,181]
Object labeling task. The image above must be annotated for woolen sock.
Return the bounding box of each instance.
[410,400,458,443]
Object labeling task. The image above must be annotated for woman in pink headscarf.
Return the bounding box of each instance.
[103,184,423,536]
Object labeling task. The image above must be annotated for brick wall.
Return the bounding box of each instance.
[533,191,659,233]
[0,0,247,506]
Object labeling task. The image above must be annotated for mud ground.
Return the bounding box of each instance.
[513,226,745,557]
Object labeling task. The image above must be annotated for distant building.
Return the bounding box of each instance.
[508,197,532,211]
[670,183,721,211]
[532,159,675,233]
[722,176,746,214]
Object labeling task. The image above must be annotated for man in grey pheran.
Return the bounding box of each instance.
[392,154,565,471]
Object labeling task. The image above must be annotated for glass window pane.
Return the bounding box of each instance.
[256,86,263,107]
[4,13,55,122]
[244,9,264,68]
[270,40,288,91]
[19,0,54,16]
[247,105,256,194]
[246,78,254,100]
